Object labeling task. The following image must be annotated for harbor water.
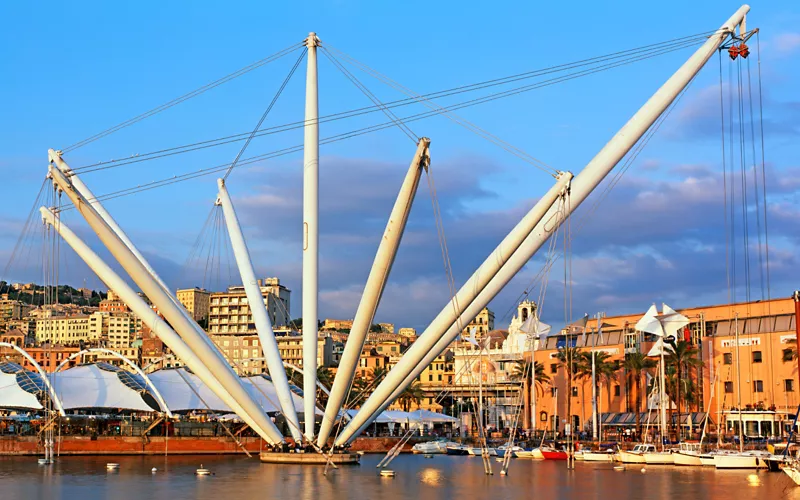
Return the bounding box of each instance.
[3,454,800,500]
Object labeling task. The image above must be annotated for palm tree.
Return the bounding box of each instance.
[369,366,388,386]
[397,381,424,412]
[316,366,334,390]
[783,337,797,363]
[556,346,584,436]
[665,340,704,438]
[622,352,657,437]
[596,355,620,420]
[512,359,551,430]
[348,378,370,408]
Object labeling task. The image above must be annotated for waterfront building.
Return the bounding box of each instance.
[210,331,334,375]
[176,287,210,322]
[208,278,291,334]
[322,318,353,331]
[398,327,417,338]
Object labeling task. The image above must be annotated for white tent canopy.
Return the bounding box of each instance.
[148,368,230,413]
[49,364,156,412]
[0,368,42,410]
[244,375,321,415]
[345,409,457,424]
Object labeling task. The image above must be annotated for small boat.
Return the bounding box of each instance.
[412,439,457,454]
[574,451,585,461]
[446,445,471,456]
[514,449,536,459]
[195,465,213,476]
[616,444,656,464]
[541,449,568,460]
[673,443,703,466]
[583,450,615,462]
[496,445,524,458]
[713,450,770,469]
[106,463,120,470]
[380,470,395,477]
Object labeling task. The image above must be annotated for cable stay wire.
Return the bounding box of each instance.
[52,37,711,215]
[223,48,307,181]
[62,41,306,154]
[323,42,558,176]
[320,46,417,143]
[68,31,713,174]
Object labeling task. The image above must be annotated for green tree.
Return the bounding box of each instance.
[317,366,334,389]
[369,366,388,386]
[665,340,704,437]
[511,359,550,397]
[622,352,657,436]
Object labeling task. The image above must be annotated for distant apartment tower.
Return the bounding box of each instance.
[176,287,211,322]
[461,307,495,339]
[208,278,291,334]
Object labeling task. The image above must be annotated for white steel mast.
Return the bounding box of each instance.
[216,178,303,442]
[335,4,750,446]
[317,138,430,447]
[302,31,320,440]
[47,165,286,444]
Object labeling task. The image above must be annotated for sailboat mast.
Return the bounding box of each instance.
[734,313,744,452]
[302,31,320,441]
[591,313,598,442]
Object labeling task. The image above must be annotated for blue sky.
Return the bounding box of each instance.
[1,1,799,331]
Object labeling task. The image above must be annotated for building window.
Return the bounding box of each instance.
[724,381,734,393]
[785,379,795,392]
[551,387,557,397]
[572,386,578,397]
[614,385,621,397]
[723,353,732,365]
[753,380,764,393]
[784,349,795,362]
[550,363,557,374]
[752,351,763,363]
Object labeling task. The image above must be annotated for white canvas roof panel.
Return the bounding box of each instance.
[50,364,156,412]
[0,369,42,410]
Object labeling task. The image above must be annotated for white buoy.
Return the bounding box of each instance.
[380,470,395,477]
[196,465,213,476]
[500,470,507,476]
[640,467,647,473]
[106,463,120,470]
[424,454,433,459]
[151,467,157,473]
[613,465,625,471]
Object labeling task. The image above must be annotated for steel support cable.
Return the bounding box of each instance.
[745,55,765,301]
[62,42,306,153]
[755,32,771,302]
[736,56,752,304]
[719,52,731,305]
[324,43,558,176]
[1,179,48,285]
[56,38,710,214]
[321,47,417,143]
[223,49,307,180]
[70,34,710,173]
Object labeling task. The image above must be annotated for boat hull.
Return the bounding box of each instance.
[583,451,614,462]
[699,454,716,466]
[783,463,800,485]
[541,450,568,460]
[643,452,674,465]
[616,451,646,464]
[446,446,470,456]
[673,452,702,466]
[713,453,768,469]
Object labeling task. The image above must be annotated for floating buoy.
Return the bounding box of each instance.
[106,463,120,470]
[38,458,52,465]
[424,454,434,459]
[613,465,625,471]
[500,469,507,476]
[151,467,157,473]
[196,464,213,476]
[495,458,503,462]
[380,470,395,477]
[640,467,647,473]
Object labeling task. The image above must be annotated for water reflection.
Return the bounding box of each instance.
[419,467,442,487]
[0,455,798,500]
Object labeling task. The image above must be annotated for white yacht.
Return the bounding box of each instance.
[496,445,524,458]
[673,442,703,466]
[616,444,656,464]
[467,447,498,457]
[643,449,674,465]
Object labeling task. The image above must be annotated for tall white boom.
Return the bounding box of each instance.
[335,172,573,445]
[302,31,320,439]
[38,207,275,439]
[336,4,749,445]
[47,164,286,444]
[317,138,430,447]
[216,178,303,442]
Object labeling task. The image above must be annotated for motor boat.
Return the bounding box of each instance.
[412,439,458,454]
[582,449,615,462]
[783,459,800,485]
[445,444,471,456]
[496,445,524,458]
[713,450,770,469]
[673,442,703,466]
[574,451,585,461]
[514,449,537,459]
[615,444,656,464]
